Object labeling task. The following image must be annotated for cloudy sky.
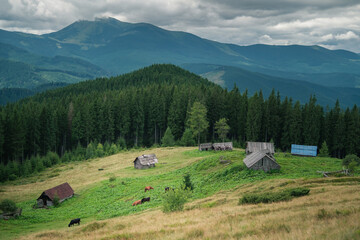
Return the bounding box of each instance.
[1,0,360,52]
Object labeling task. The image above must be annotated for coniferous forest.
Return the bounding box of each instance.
[0,64,359,181]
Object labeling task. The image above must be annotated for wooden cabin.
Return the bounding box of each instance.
[37,182,74,207]
[243,151,280,172]
[199,143,213,151]
[213,142,233,151]
[246,142,275,156]
[134,154,158,169]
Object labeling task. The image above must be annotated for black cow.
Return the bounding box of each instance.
[165,187,175,192]
[141,197,150,203]
[68,218,81,227]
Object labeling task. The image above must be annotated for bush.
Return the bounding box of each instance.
[342,154,360,167]
[239,187,310,204]
[53,194,60,207]
[47,151,60,165]
[348,160,358,173]
[162,186,190,212]
[240,192,291,204]
[288,187,310,197]
[96,143,105,157]
[180,128,195,146]
[183,174,194,190]
[0,199,17,213]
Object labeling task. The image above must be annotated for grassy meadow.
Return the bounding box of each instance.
[0,147,359,239]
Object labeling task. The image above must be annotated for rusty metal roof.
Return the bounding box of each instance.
[39,182,74,201]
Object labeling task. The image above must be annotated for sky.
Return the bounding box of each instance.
[1,0,360,53]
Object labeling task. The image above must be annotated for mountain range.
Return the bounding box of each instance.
[1,17,360,107]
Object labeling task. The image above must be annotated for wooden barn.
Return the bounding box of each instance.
[37,182,74,207]
[134,154,158,169]
[291,144,317,157]
[213,142,233,151]
[246,142,275,156]
[199,143,213,151]
[243,151,280,172]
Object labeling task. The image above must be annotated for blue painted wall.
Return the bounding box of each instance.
[291,144,317,157]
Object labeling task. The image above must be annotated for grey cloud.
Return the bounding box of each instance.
[0,0,359,52]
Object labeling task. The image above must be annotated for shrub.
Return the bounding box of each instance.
[53,194,60,207]
[109,176,116,182]
[348,160,358,173]
[342,154,360,167]
[240,192,291,204]
[0,199,17,213]
[288,187,310,197]
[239,187,310,205]
[180,128,195,146]
[183,174,194,190]
[47,151,60,165]
[162,186,190,212]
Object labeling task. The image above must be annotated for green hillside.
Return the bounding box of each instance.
[0,42,108,89]
[0,147,358,240]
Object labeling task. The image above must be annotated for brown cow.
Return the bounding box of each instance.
[132,200,142,206]
[144,186,154,192]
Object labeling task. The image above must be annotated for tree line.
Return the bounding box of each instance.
[0,64,359,181]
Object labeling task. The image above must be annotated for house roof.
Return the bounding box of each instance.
[199,143,213,148]
[213,142,233,147]
[39,182,74,201]
[243,151,278,168]
[135,154,158,166]
[246,142,275,154]
[291,144,317,156]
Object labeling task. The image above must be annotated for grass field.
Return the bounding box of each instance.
[0,147,359,240]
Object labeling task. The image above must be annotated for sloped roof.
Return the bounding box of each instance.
[213,142,233,148]
[39,182,74,201]
[135,154,158,166]
[246,142,275,154]
[243,151,278,168]
[199,143,212,148]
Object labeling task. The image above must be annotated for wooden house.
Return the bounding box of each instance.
[37,182,74,207]
[246,142,275,156]
[199,143,213,151]
[243,151,280,172]
[291,144,317,157]
[213,142,233,151]
[134,154,158,169]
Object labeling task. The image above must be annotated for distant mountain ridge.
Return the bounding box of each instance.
[1,17,360,107]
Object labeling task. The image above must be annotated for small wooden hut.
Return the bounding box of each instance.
[37,182,74,207]
[199,143,213,151]
[243,151,280,172]
[291,144,317,157]
[246,142,275,156]
[213,142,233,151]
[134,154,158,169]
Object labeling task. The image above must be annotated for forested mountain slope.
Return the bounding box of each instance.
[0,65,359,183]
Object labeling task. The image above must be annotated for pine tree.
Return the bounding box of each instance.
[319,141,329,157]
[180,128,195,146]
[215,118,230,142]
[246,93,263,141]
[161,127,175,147]
[187,102,209,146]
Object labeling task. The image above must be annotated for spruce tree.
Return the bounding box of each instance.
[215,118,230,142]
[319,141,329,157]
[161,127,175,147]
[187,102,209,146]
[180,128,195,146]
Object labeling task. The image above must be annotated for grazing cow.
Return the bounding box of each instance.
[165,187,170,192]
[144,186,154,192]
[141,197,150,203]
[68,218,81,227]
[132,200,142,206]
